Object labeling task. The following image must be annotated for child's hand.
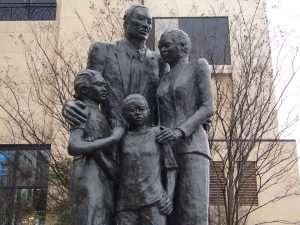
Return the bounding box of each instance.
[158,192,173,215]
[111,127,125,142]
[85,136,95,142]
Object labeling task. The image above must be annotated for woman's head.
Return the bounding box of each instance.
[158,29,191,63]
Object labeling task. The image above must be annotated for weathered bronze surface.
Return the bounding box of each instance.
[64,5,214,225]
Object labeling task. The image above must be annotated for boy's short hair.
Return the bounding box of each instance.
[74,69,103,99]
[122,94,149,112]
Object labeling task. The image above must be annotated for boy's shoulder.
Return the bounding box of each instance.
[149,126,161,135]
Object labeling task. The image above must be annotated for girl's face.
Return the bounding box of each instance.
[158,34,182,63]
[87,75,108,104]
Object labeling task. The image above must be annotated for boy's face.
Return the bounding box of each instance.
[88,75,108,104]
[124,98,149,128]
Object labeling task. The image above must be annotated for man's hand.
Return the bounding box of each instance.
[158,193,173,215]
[156,127,183,144]
[203,118,212,132]
[111,127,125,142]
[63,100,88,127]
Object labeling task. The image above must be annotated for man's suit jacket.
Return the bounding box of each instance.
[87,38,165,125]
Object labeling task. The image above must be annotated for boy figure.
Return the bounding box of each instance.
[68,69,124,225]
[115,94,178,225]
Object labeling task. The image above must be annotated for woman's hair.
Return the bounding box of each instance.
[73,69,103,100]
[159,29,192,54]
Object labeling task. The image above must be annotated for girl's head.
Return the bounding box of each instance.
[74,69,108,104]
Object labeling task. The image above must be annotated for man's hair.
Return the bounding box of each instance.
[160,29,192,54]
[122,94,149,113]
[123,4,150,31]
[74,69,103,100]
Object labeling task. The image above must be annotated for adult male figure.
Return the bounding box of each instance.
[64,4,165,127]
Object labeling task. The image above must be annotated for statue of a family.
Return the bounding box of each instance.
[63,4,214,225]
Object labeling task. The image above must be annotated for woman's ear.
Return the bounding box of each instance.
[81,86,89,95]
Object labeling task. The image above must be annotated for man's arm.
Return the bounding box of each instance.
[63,41,112,127]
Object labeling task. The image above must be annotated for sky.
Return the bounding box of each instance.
[266,0,300,171]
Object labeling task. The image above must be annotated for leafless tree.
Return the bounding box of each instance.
[207,0,300,224]
[0,1,136,223]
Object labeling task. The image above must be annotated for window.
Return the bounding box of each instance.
[146,17,231,65]
[0,144,51,225]
[210,161,258,206]
[0,0,56,21]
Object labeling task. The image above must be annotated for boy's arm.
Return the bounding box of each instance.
[68,127,124,156]
[158,143,178,215]
[162,143,178,200]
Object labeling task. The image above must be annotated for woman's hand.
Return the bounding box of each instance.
[156,127,184,144]
[63,100,88,127]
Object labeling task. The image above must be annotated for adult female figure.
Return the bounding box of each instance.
[156,29,214,225]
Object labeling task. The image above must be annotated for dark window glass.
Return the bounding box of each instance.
[0,0,56,21]
[147,17,231,65]
[0,145,51,225]
[0,0,56,3]
[209,161,258,206]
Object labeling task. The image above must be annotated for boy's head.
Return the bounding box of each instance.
[74,69,107,103]
[122,94,150,129]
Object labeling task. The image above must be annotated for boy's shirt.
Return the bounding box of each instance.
[116,126,177,211]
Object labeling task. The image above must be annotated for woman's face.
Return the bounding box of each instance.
[158,34,182,63]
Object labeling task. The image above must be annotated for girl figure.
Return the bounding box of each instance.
[68,69,124,225]
[156,30,214,225]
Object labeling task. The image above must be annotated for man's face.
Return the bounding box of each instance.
[88,75,108,104]
[125,7,152,40]
[158,34,182,63]
[124,98,149,128]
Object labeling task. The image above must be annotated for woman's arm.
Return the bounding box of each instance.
[177,58,214,137]
[68,127,124,156]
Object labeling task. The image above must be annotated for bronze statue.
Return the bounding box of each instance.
[68,69,124,225]
[156,29,214,225]
[63,5,165,127]
[64,4,214,225]
[115,94,177,225]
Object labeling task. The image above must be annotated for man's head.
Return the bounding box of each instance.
[74,69,108,104]
[122,94,150,129]
[158,29,191,63]
[123,5,152,40]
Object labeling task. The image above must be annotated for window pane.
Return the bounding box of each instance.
[0,0,56,3]
[179,17,231,64]
[0,147,50,225]
[0,2,56,20]
[149,17,231,65]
